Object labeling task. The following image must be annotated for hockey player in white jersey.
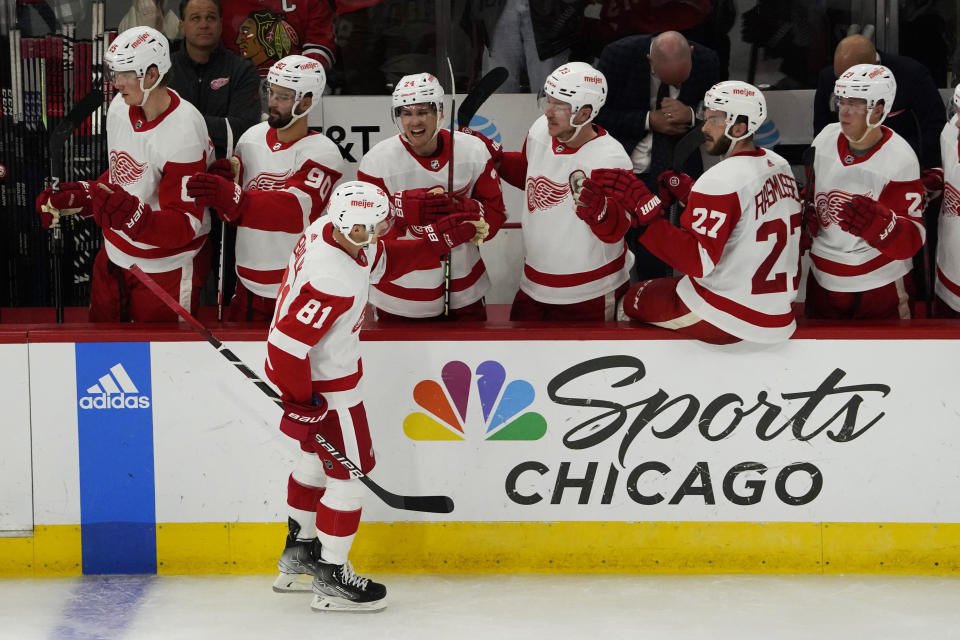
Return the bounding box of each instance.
[491,62,658,321]
[265,181,485,610]
[933,84,960,318]
[806,64,925,319]
[596,81,801,343]
[35,26,213,322]
[357,72,505,321]
[186,55,344,322]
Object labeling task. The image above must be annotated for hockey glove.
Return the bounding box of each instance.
[422,213,484,258]
[837,194,898,249]
[449,196,484,218]
[458,125,503,165]
[921,167,944,206]
[35,181,95,228]
[208,157,241,182]
[90,183,152,240]
[392,188,451,226]
[589,169,663,225]
[575,180,633,243]
[186,173,247,223]
[278,397,328,441]
[657,170,695,207]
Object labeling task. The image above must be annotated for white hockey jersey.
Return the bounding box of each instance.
[936,117,960,311]
[234,122,344,298]
[357,129,504,317]
[809,123,924,292]
[643,148,801,343]
[265,218,453,406]
[102,89,213,272]
[519,115,634,304]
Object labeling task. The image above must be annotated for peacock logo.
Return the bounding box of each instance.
[403,360,547,441]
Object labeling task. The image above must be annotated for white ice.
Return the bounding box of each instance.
[2,574,960,639]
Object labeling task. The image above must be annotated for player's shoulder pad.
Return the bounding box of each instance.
[358,135,403,172]
[304,268,354,300]
[298,132,345,170]
[694,164,746,196]
[236,121,269,148]
[812,122,842,149]
[882,129,921,176]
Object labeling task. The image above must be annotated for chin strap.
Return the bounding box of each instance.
[137,72,165,107]
[279,98,315,131]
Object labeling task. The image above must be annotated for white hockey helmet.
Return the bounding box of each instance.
[700,80,766,141]
[105,26,171,106]
[833,63,896,128]
[540,62,607,141]
[267,55,325,129]
[949,82,960,118]
[327,181,392,247]
[391,73,445,140]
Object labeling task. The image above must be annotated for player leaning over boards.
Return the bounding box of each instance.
[265,182,485,611]
[186,55,344,322]
[806,64,925,320]
[35,26,213,322]
[592,81,802,343]
[357,72,505,321]
[473,62,652,321]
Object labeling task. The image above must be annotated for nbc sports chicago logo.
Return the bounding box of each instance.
[403,360,545,441]
[79,362,151,410]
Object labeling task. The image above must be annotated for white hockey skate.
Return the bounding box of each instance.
[310,561,387,612]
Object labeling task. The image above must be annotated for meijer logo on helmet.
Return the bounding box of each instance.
[732,88,755,96]
[351,199,375,208]
[130,33,150,48]
[584,75,602,84]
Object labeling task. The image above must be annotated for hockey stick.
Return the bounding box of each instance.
[46,89,104,322]
[443,57,455,317]
[457,66,508,127]
[668,123,705,227]
[128,265,455,514]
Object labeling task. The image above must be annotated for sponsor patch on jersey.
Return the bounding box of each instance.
[525,175,569,213]
[210,77,229,90]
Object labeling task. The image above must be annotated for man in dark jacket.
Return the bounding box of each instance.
[595,31,720,279]
[813,34,945,169]
[169,0,261,159]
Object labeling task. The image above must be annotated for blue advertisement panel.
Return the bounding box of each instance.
[75,342,156,574]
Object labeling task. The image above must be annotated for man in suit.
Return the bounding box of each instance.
[596,31,720,279]
[814,35,945,169]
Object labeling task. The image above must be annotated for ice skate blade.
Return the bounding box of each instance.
[310,594,387,612]
[272,573,314,593]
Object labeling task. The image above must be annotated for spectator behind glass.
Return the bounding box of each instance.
[119,0,182,41]
[468,0,579,93]
[595,31,719,280]
[169,0,261,160]
[813,34,945,169]
[219,0,337,78]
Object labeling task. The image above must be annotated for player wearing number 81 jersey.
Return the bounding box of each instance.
[187,55,344,321]
[615,81,801,343]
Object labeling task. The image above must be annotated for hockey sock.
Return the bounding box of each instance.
[288,450,327,539]
[316,477,364,565]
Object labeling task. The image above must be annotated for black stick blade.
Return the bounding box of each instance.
[672,124,705,171]
[458,67,509,127]
[50,88,103,151]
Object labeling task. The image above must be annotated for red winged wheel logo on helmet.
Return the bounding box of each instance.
[525,175,569,213]
[109,151,148,186]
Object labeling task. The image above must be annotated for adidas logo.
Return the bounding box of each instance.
[79,363,151,410]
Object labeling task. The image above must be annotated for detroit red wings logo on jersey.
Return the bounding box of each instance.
[815,188,861,228]
[526,175,568,212]
[943,182,960,218]
[109,151,148,186]
[246,170,293,191]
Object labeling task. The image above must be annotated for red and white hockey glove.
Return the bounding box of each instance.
[575,180,633,243]
[837,194,898,249]
[90,183,152,240]
[422,212,483,258]
[35,181,96,228]
[278,397,328,441]
[458,125,503,165]
[589,169,663,225]
[208,157,241,182]
[657,170,695,207]
[186,173,248,223]
[921,167,944,206]
[393,188,450,226]
[449,196,484,218]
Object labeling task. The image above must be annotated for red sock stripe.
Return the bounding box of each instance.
[315,499,362,538]
[287,475,325,511]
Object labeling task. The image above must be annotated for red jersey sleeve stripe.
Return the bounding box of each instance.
[937,266,960,299]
